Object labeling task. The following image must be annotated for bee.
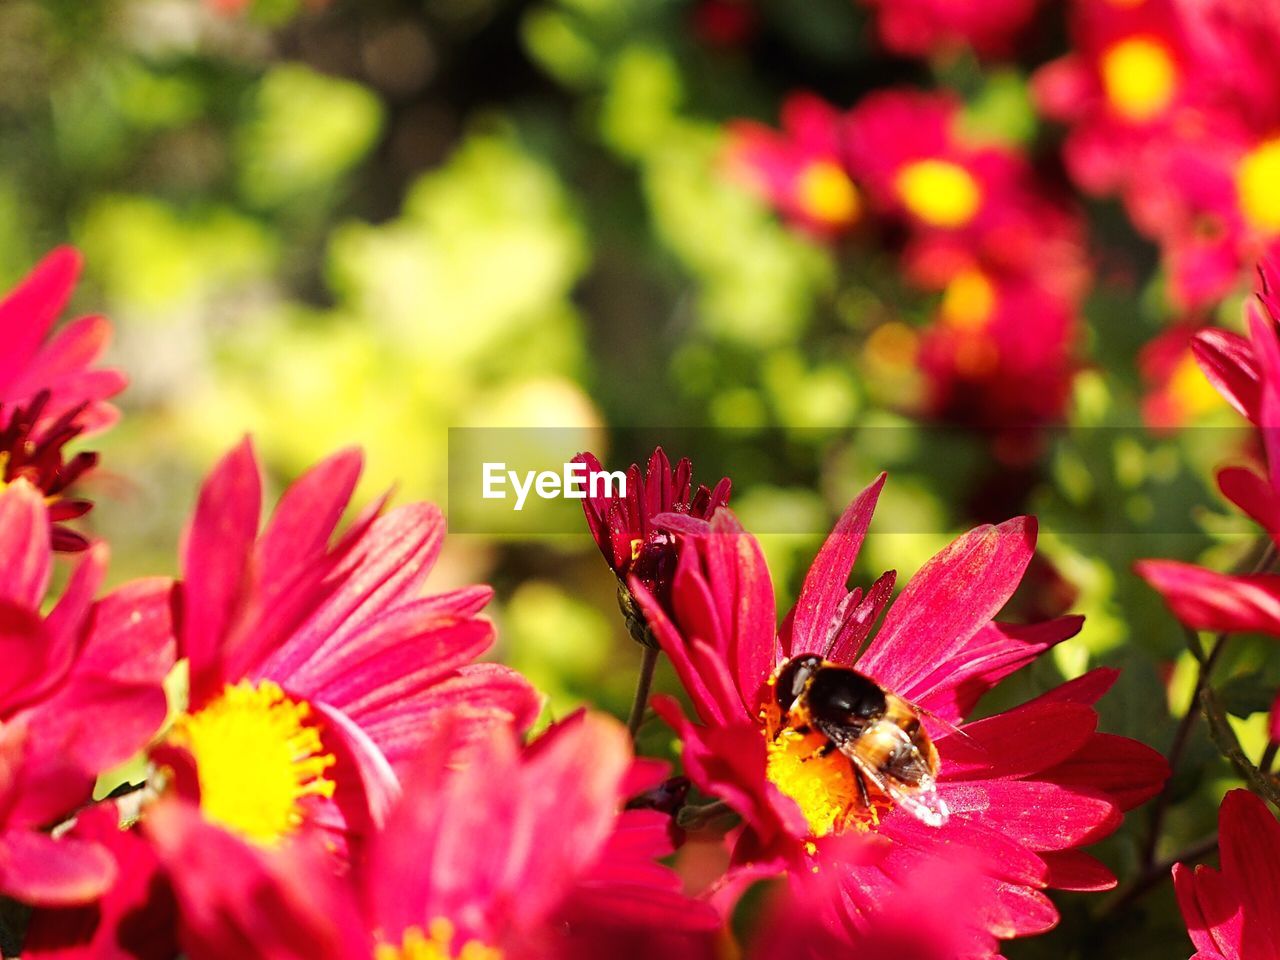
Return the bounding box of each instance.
[766,654,950,828]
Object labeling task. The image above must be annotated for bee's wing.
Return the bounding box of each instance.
[838,739,951,829]
[904,699,987,757]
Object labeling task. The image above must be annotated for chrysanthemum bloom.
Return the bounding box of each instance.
[915,271,1079,435]
[0,248,126,550]
[843,90,1026,239]
[153,438,540,850]
[1138,323,1228,431]
[725,94,863,238]
[1104,0,1280,307]
[575,447,729,647]
[1173,789,1280,960]
[0,479,174,906]
[636,475,1167,954]
[138,712,720,960]
[856,0,1040,60]
[1033,0,1196,196]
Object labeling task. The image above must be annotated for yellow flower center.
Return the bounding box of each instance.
[1168,350,1222,418]
[764,727,875,838]
[941,269,997,332]
[1100,37,1178,122]
[167,680,335,845]
[895,159,982,228]
[795,160,861,227]
[375,919,503,960]
[1238,139,1280,234]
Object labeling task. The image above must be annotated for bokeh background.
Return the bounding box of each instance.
[7,1,1277,954]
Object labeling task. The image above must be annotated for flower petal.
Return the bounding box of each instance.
[1136,560,1280,635]
[861,517,1038,698]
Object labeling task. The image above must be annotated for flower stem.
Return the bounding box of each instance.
[1140,539,1277,870]
[627,644,660,741]
[1102,832,1218,918]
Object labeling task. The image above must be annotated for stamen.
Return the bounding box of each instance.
[166,680,336,845]
[375,919,503,960]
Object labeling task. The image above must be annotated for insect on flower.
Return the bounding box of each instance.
[764,655,948,828]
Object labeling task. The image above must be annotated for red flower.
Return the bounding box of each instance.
[843,91,1025,238]
[0,248,126,550]
[916,271,1079,433]
[575,447,729,646]
[1173,789,1280,960]
[856,0,1040,60]
[725,94,863,238]
[1034,0,1196,196]
[0,480,174,906]
[635,475,1167,954]
[1139,323,1228,431]
[133,713,719,960]
[155,439,540,850]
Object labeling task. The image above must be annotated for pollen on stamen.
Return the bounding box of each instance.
[374,918,504,960]
[166,679,336,846]
[764,727,876,839]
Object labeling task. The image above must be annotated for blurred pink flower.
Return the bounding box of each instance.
[156,439,540,851]
[857,0,1041,60]
[0,480,174,907]
[726,94,863,238]
[1034,0,1196,196]
[916,271,1079,434]
[843,90,1026,239]
[1138,323,1227,431]
[636,475,1167,954]
[1173,789,1280,960]
[135,712,719,960]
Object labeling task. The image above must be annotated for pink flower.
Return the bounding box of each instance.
[915,271,1079,434]
[843,90,1027,239]
[0,248,126,550]
[1173,789,1280,960]
[635,475,1168,954]
[575,447,729,646]
[749,845,989,959]
[1139,323,1228,430]
[0,480,174,906]
[856,0,1040,60]
[133,712,719,960]
[725,94,863,238]
[1034,0,1197,196]
[154,438,540,850]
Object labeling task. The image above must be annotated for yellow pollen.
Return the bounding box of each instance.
[1238,139,1280,234]
[1100,37,1178,122]
[1168,350,1222,418]
[167,680,335,846]
[895,159,982,228]
[375,919,503,960]
[941,269,997,332]
[764,727,871,838]
[795,160,861,227]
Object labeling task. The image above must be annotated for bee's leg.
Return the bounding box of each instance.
[853,766,872,811]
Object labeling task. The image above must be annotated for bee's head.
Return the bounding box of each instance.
[773,654,825,710]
